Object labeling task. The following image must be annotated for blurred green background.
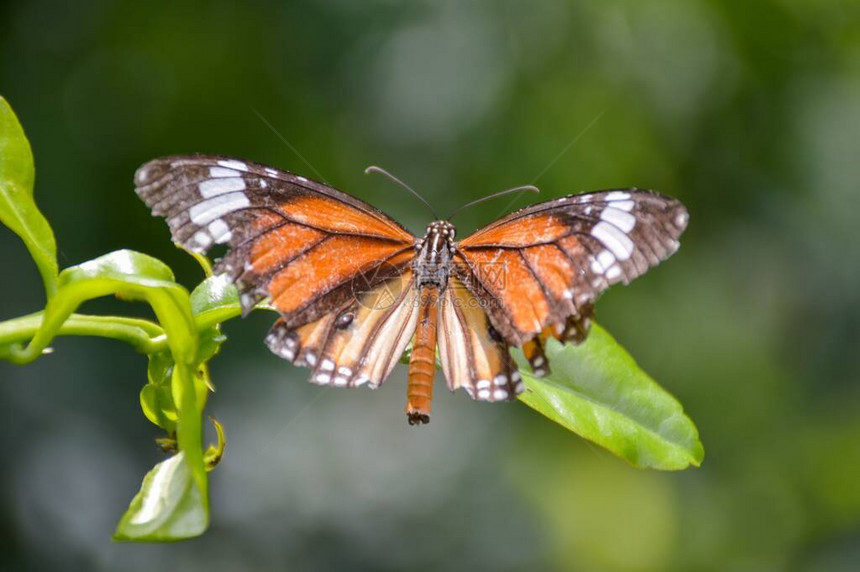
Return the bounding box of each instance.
[2,0,859,570]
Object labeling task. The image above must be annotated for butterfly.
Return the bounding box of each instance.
[135,155,688,425]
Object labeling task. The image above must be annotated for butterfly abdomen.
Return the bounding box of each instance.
[406,285,440,425]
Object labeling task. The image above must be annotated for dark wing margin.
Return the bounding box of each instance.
[455,188,688,373]
[134,154,416,324]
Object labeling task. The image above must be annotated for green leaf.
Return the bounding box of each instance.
[113,452,208,541]
[0,95,58,297]
[516,324,704,470]
[141,381,178,432]
[190,274,240,329]
[62,248,177,290]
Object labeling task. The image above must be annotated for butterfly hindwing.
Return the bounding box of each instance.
[265,269,420,388]
[437,277,523,402]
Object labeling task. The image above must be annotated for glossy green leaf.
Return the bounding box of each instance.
[191,274,241,329]
[0,95,58,297]
[113,452,207,541]
[516,324,704,470]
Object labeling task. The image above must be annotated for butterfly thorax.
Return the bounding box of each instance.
[414,221,456,290]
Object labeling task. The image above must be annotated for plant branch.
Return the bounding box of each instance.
[0,312,167,359]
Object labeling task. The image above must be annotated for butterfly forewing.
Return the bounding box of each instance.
[134,155,416,324]
[456,189,688,348]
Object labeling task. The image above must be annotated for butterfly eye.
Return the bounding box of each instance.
[487,324,503,343]
[336,312,355,329]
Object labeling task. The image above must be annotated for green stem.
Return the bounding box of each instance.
[0,312,168,360]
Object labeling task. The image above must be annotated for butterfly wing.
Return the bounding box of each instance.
[454,188,687,377]
[437,277,522,402]
[134,155,416,327]
[135,154,419,388]
[266,268,420,388]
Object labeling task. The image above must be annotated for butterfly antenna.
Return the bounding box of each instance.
[446,185,540,221]
[365,166,439,219]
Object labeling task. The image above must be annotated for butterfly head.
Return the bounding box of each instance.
[425,220,456,239]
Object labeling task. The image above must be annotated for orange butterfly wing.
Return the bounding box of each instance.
[454,188,688,376]
[134,155,416,329]
[266,268,420,388]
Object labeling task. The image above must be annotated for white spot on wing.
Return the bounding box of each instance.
[597,250,616,269]
[605,265,622,280]
[600,207,636,232]
[592,221,635,261]
[605,191,631,201]
[193,231,212,249]
[199,177,246,198]
[189,194,251,225]
[279,348,295,360]
[217,159,248,171]
[209,167,240,178]
[208,219,232,244]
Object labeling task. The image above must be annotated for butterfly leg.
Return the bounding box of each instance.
[406,285,439,425]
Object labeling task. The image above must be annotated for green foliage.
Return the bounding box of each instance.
[515,327,703,469]
[0,96,58,298]
[0,95,703,542]
[113,452,208,541]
